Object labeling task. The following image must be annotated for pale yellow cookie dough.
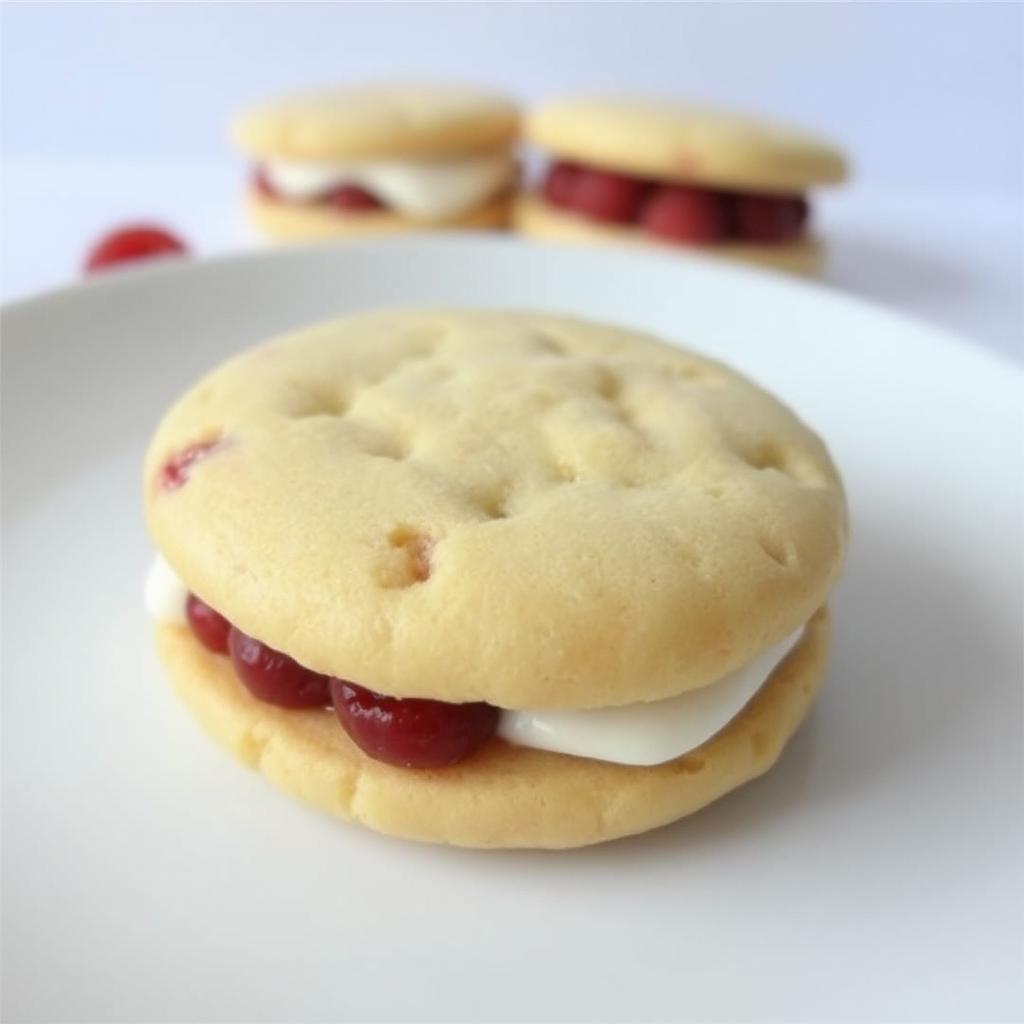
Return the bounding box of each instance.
[514,193,826,276]
[155,607,830,849]
[525,95,848,192]
[144,310,848,710]
[233,81,520,161]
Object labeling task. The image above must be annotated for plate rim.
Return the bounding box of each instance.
[2,232,1020,376]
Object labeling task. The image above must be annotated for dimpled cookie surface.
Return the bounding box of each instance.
[144,310,847,710]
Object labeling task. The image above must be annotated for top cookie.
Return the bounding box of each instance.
[525,95,848,192]
[144,310,847,711]
[232,81,520,161]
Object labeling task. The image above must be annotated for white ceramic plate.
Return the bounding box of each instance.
[4,237,1021,1023]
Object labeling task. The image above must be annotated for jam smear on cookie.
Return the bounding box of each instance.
[158,439,223,492]
[540,159,809,245]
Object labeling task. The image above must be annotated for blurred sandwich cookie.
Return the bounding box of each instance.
[233,82,520,240]
[516,95,848,275]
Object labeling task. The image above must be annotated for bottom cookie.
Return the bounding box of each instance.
[514,193,826,277]
[156,607,830,849]
[247,190,513,242]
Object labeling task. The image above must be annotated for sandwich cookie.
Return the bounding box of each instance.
[143,310,848,848]
[232,82,520,240]
[516,96,848,275]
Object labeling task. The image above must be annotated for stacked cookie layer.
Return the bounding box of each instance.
[144,309,848,848]
[233,83,848,275]
[233,82,520,239]
[517,96,847,276]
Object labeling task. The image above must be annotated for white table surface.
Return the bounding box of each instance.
[1,159,1021,367]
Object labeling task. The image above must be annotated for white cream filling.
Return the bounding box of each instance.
[261,151,515,219]
[144,554,189,625]
[496,630,800,765]
[145,553,801,767]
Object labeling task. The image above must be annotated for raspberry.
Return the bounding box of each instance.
[733,193,808,242]
[185,594,231,654]
[331,680,499,768]
[639,185,727,244]
[228,628,332,709]
[568,168,649,224]
[541,161,584,208]
[322,184,385,211]
[84,225,189,274]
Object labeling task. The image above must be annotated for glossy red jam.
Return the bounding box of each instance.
[227,626,333,710]
[184,593,496,765]
[185,594,231,654]
[330,680,499,769]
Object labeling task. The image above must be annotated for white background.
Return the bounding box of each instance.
[3,2,1022,191]
[1,2,1022,361]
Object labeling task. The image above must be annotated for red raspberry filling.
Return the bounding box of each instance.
[539,160,809,245]
[541,161,583,207]
[182,592,498,767]
[560,167,650,224]
[331,680,499,769]
[228,626,333,710]
[186,594,231,654]
[640,185,727,244]
[322,184,386,212]
[733,192,809,242]
[252,167,387,212]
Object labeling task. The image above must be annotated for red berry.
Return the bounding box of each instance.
[639,185,727,244]
[322,184,385,211]
[84,224,189,274]
[253,167,278,199]
[228,628,332,709]
[186,594,231,654]
[158,439,221,492]
[331,680,499,769]
[541,161,583,208]
[568,167,649,224]
[795,196,810,230]
[733,193,808,243]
